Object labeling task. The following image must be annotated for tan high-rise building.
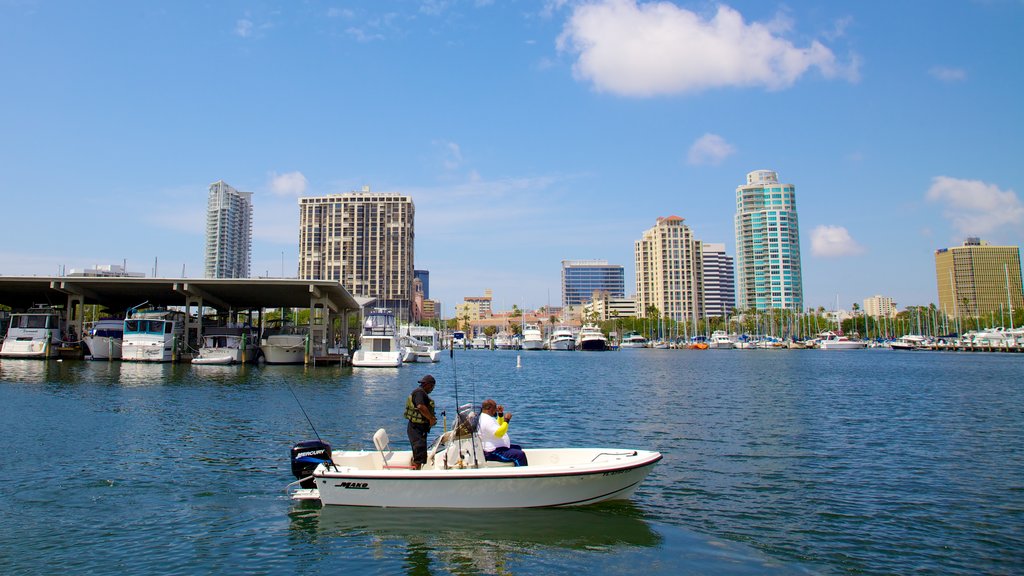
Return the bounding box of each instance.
[935,238,1022,319]
[298,188,415,311]
[863,295,897,319]
[634,216,704,322]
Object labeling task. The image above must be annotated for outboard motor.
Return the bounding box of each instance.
[290,440,332,488]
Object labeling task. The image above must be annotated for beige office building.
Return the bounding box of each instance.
[935,238,1022,319]
[863,295,897,319]
[298,189,415,311]
[635,216,704,322]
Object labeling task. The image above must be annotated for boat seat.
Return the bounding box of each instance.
[372,428,415,469]
[483,460,515,468]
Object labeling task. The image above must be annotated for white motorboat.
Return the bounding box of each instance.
[493,332,514,350]
[547,326,575,350]
[260,320,308,365]
[83,318,124,360]
[451,331,467,349]
[400,326,441,363]
[576,323,608,351]
[520,324,544,350]
[619,331,648,348]
[890,334,928,351]
[193,325,259,365]
[287,422,662,509]
[121,309,186,362]
[709,330,735,349]
[0,306,68,359]
[816,331,867,350]
[470,335,488,350]
[352,309,402,367]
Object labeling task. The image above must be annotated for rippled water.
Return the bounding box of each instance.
[1,350,1021,574]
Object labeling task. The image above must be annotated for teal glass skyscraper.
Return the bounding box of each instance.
[734,170,803,311]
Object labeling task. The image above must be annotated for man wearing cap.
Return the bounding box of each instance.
[404,374,437,470]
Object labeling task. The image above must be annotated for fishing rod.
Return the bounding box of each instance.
[284,379,323,444]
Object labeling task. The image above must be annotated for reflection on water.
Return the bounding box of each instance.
[116,361,177,387]
[0,358,56,382]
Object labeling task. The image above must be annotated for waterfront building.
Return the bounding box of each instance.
[205,180,253,279]
[734,170,803,311]
[935,238,1023,320]
[634,216,704,322]
[863,295,898,319]
[455,301,484,323]
[561,260,625,308]
[67,264,145,278]
[421,299,439,321]
[298,187,415,314]
[701,243,735,318]
[583,292,636,321]
[463,289,493,318]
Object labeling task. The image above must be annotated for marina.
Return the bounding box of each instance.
[2,349,1021,574]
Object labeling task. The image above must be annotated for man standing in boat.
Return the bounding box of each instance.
[479,399,528,466]
[405,374,437,470]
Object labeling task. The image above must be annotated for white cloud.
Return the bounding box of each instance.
[557,1,859,96]
[434,140,463,171]
[687,133,735,165]
[811,225,865,258]
[268,171,309,196]
[235,19,253,38]
[929,66,967,82]
[926,176,1023,237]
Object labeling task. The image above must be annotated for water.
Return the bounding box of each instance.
[1,350,1022,575]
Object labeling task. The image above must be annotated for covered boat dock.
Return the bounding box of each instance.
[0,276,363,362]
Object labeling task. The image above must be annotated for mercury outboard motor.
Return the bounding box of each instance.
[290,440,332,488]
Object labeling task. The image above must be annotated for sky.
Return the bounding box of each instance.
[1,0,1022,314]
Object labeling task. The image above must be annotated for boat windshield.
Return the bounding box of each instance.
[125,319,169,334]
[13,314,56,329]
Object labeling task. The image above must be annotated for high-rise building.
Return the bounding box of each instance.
[298,188,415,312]
[634,216,704,322]
[414,269,430,300]
[464,289,493,318]
[734,170,803,311]
[205,180,253,279]
[561,260,625,307]
[701,243,735,318]
[935,238,1023,319]
[863,295,897,318]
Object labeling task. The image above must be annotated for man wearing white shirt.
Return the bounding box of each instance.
[478,398,528,466]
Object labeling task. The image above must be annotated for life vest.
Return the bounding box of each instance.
[404,391,434,424]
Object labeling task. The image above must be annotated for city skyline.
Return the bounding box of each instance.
[1,2,1021,313]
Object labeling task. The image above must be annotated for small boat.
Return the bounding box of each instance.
[470,335,489,350]
[121,308,186,362]
[286,409,662,509]
[547,326,576,350]
[520,324,544,350]
[493,332,515,350]
[687,336,709,350]
[451,330,467,349]
[890,334,928,351]
[708,330,735,349]
[400,326,441,363]
[352,309,403,367]
[0,306,68,359]
[576,323,608,351]
[816,330,867,350]
[83,318,124,360]
[192,325,259,365]
[619,331,648,348]
[260,320,308,365]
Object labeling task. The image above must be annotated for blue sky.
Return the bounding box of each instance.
[1,0,1021,314]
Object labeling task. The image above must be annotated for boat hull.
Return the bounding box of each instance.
[306,448,662,508]
[0,338,56,358]
[548,338,575,351]
[819,341,867,350]
[84,336,122,360]
[520,340,544,350]
[578,338,608,351]
[352,350,403,367]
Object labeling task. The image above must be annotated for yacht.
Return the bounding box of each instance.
[493,332,514,350]
[260,319,308,365]
[193,325,260,365]
[889,334,928,351]
[576,323,608,351]
[122,309,186,362]
[709,330,735,349]
[547,326,575,350]
[619,331,648,348]
[520,324,544,350]
[451,330,467,349]
[0,306,67,359]
[400,325,441,363]
[83,318,124,360]
[816,331,867,350]
[471,335,489,350]
[352,309,402,367]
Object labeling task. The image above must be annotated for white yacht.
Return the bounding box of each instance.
[471,335,489,350]
[1,307,67,359]
[260,320,308,365]
[83,318,124,360]
[619,331,648,348]
[193,325,260,365]
[520,324,544,350]
[451,330,467,349]
[576,323,609,351]
[400,325,441,363]
[493,332,514,350]
[352,309,402,367]
[709,330,735,349]
[816,331,867,350]
[890,334,928,351]
[122,309,186,362]
[547,326,576,350]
